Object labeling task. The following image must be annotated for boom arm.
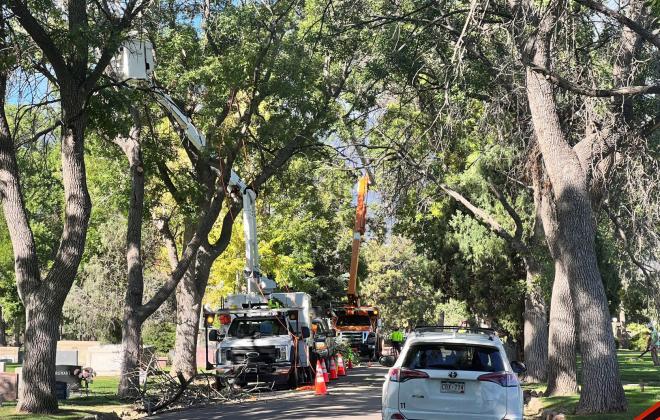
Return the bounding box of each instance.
[347,174,370,306]
[115,39,275,295]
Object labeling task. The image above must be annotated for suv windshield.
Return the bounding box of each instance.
[336,315,371,326]
[227,317,289,339]
[404,344,505,372]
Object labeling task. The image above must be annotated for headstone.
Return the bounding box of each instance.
[88,345,122,375]
[55,365,81,395]
[0,372,19,401]
[55,381,69,400]
[57,340,100,367]
[56,350,78,366]
[0,347,20,363]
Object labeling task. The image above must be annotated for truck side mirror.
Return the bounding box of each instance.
[208,329,222,342]
[301,326,311,339]
[380,355,396,367]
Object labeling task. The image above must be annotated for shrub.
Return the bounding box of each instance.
[627,322,650,352]
[143,321,176,356]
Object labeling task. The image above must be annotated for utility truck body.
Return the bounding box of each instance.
[207,292,313,389]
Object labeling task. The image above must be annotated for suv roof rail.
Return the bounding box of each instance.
[413,325,497,340]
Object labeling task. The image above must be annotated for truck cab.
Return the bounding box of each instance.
[333,306,382,360]
[311,317,337,366]
[210,292,314,389]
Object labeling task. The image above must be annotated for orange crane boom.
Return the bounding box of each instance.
[347,174,370,306]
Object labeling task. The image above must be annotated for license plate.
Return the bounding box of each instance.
[441,381,465,393]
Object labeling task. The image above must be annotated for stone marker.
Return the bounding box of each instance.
[56,349,79,366]
[0,372,19,401]
[0,347,19,363]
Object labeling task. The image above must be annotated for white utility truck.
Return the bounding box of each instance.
[208,292,314,389]
[113,39,314,389]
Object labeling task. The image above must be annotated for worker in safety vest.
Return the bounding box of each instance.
[650,323,660,366]
[391,326,405,356]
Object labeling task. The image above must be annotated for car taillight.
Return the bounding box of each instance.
[388,367,429,382]
[477,372,519,387]
[390,413,406,419]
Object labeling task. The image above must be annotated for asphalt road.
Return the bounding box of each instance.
[154,365,387,420]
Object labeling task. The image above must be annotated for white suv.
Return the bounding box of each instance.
[381,327,525,420]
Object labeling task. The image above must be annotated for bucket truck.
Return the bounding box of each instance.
[333,174,383,360]
[114,39,314,389]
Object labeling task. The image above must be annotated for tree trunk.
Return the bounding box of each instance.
[522,258,548,383]
[545,261,578,395]
[2,68,91,411]
[19,101,93,413]
[118,313,143,397]
[0,306,6,347]
[118,136,146,398]
[525,7,626,410]
[172,246,212,379]
[18,297,60,413]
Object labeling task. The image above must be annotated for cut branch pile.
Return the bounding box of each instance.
[124,355,276,415]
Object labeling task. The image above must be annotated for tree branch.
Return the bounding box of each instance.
[528,63,660,97]
[487,181,524,241]
[574,0,660,49]
[439,183,516,244]
[7,1,69,80]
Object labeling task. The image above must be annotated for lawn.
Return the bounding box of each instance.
[525,350,660,419]
[0,376,128,420]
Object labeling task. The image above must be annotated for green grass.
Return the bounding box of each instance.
[524,350,660,419]
[0,376,126,420]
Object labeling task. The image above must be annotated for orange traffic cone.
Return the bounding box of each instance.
[337,353,346,376]
[329,357,338,379]
[321,358,329,382]
[347,357,353,369]
[315,360,328,395]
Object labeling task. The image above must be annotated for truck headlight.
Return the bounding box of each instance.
[217,348,228,364]
[276,345,288,362]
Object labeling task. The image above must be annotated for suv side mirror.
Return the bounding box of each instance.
[511,361,527,374]
[380,355,396,367]
[327,329,337,337]
[208,329,221,342]
[301,326,311,339]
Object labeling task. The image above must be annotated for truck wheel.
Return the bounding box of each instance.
[287,367,299,389]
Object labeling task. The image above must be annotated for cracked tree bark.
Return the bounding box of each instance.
[524,2,626,411]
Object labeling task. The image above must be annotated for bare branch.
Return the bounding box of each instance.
[574,0,660,49]
[528,63,660,97]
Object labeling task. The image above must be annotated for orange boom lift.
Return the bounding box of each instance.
[333,174,382,359]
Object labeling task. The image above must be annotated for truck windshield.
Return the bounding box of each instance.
[336,315,371,326]
[227,318,289,339]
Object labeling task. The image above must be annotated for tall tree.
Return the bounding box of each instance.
[0,1,145,412]
[142,0,360,379]
[513,0,657,411]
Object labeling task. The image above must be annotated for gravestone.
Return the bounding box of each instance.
[56,350,78,366]
[0,347,19,363]
[55,381,68,400]
[55,365,81,397]
[0,372,18,401]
